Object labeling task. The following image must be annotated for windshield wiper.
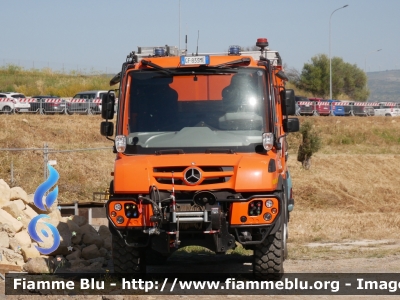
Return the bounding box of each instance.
[155,149,185,155]
[214,58,251,68]
[205,148,235,154]
[141,59,174,76]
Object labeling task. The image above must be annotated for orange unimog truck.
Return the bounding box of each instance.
[100,38,299,279]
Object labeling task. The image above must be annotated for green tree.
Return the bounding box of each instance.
[294,54,369,100]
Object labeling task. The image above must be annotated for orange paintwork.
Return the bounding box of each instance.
[112,51,290,223]
[230,197,279,225]
[169,75,232,101]
[113,152,280,194]
[108,200,154,228]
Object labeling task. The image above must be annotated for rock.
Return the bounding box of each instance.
[88,261,103,270]
[2,202,24,219]
[1,247,25,266]
[2,204,32,230]
[23,204,38,219]
[87,257,107,265]
[103,236,112,251]
[82,233,104,249]
[66,249,81,261]
[25,194,35,205]
[0,179,11,208]
[0,231,10,248]
[72,215,87,227]
[99,247,108,258]
[81,244,102,260]
[10,187,28,202]
[14,230,32,248]
[23,257,51,274]
[80,223,98,236]
[98,225,111,240]
[69,259,86,269]
[0,222,16,237]
[80,223,104,248]
[67,220,82,244]
[21,246,41,262]
[0,209,23,232]
[47,209,63,222]
[11,199,25,211]
[8,238,20,251]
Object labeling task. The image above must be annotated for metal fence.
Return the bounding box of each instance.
[0,98,118,115]
[296,101,400,117]
[1,143,112,185]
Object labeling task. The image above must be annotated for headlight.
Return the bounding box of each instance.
[115,135,126,153]
[262,133,273,151]
[263,213,272,221]
[265,200,273,208]
[114,203,122,211]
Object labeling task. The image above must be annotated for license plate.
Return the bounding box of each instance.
[180,55,210,65]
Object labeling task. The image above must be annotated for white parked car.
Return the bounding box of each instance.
[0,92,30,113]
[69,90,115,114]
[374,102,400,117]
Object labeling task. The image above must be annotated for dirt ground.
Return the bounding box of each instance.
[2,239,400,300]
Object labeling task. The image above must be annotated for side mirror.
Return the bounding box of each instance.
[283,118,299,133]
[101,92,115,119]
[280,89,296,116]
[100,121,114,136]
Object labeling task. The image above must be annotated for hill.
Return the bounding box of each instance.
[367,69,400,103]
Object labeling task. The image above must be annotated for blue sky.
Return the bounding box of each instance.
[2,0,399,74]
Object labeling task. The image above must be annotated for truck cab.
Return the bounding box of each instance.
[100,38,299,279]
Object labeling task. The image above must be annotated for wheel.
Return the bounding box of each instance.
[385,113,391,117]
[282,189,289,261]
[2,106,12,114]
[67,109,74,115]
[253,187,288,280]
[253,224,284,280]
[111,229,146,273]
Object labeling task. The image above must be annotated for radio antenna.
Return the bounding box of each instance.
[178,0,181,53]
[185,35,188,55]
[196,30,199,56]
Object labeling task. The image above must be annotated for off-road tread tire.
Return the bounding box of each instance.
[253,227,284,280]
[112,232,145,273]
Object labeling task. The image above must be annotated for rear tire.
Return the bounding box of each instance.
[112,229,146,274]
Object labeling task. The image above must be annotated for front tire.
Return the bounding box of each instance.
[112,229,146,274]
[253,225,284,280]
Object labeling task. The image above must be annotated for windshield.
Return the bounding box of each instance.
[125,68,268,154]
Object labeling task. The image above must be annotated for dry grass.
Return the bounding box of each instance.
[1,114,400,246]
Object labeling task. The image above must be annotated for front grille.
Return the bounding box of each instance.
[153,166,234,186]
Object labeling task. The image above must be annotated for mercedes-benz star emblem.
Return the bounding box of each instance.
[184,167,202,185]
